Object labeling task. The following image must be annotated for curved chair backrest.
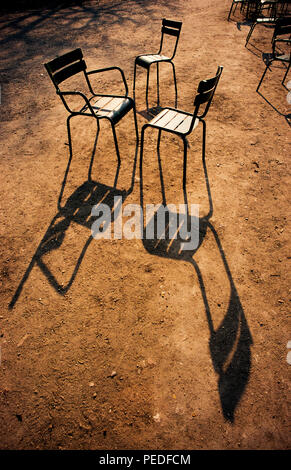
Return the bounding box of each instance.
[45,48,88,91]
[273,15,291,42]
[159,18,182,59]
[194,66,223,120]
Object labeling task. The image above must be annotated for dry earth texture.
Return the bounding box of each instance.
[0,0,290,450]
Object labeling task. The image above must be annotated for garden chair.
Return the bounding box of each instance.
[227,0,249,21]
[133,19,182,109]
[44,48,139,192]
[139,66,223,192]
[245,0,290,46]
[256,16,291,91]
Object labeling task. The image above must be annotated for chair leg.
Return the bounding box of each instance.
[88,118,100,181]
[170,61,178,108]
[183,136,188,191]
[133,60,137,101]
[139,125,148,196]
[110,122,121,188]
[157,62,160,106]
[245,22,256,47]
[256,63,270,92]
[129,104,140,193]
[133,104,139,148]
[146,66,150,110]
[201,119,212,218]
[282,62,290,86]
[157,129,166,205]
[227,1,234,21]
[58,114,74,209]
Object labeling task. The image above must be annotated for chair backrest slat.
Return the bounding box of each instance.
[194,87,216,107]
[46,48,83,74]
[274,16,291,36]
[159,18,182,59]
[44,48,90,114]
[162,19,182,30]
[197,74,221,94]
[192,66,223,123]
[162,25,180,37]
[53,60,87,85]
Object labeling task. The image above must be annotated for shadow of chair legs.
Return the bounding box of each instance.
[9,112,139,309]
[9,180,128,309]
[139,127,253,422]
[190,223,252,422]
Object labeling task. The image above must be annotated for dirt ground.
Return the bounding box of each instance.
[0,0,290,451]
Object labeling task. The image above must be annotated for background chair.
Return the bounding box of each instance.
[227,0,249,22]
[133,18,182,110]
[245,0,290,46]
[256,16,291,92]
[44,48,139,205]
[139,66,223,197]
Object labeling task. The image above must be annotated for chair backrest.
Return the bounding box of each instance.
[274,0,291,17]
[193,66,223,122]
[245,0,261,21]
[272,16,291,52]
[273,15,291,37]
[159,19,182,59]
[44,48,88,91]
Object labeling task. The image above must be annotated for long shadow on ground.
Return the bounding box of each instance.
[139,125,253,423]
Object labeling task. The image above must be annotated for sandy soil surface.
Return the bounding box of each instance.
[0,0,290,450]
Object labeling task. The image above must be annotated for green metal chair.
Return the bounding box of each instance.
[139,66,223,194]
[245,1,290,46]
[227,0,249,21]
[257,16,291,92]
[44,48,139,202]
[133,19,182,109]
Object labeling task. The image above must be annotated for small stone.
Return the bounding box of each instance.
[153,413,160,423]
[89,382,95,387]
[109,370,117,378]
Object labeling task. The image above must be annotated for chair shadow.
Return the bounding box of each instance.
[137,105,163,121]
[139,131,253,422]
[9,119,138,309]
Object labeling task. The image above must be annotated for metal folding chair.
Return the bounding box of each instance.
[245,0,290,46]
[139,66,223,194]
[227,0,249,21]
[44,48,139,202]
[257,16,291,92]
[133,19,182,109]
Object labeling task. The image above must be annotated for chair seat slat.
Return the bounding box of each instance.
[150,109,177,128]
[163,112,188,130]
